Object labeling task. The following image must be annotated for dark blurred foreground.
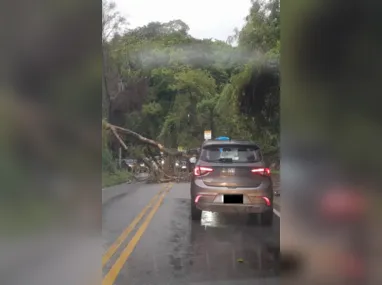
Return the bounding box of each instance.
[282,0,382,284]
[0,0,101,284]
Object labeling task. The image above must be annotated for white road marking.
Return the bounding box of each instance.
[273,208,281,217]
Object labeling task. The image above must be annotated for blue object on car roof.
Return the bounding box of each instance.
[215,136,230,153]
[215,136,230,141]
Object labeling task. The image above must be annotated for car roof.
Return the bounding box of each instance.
[201,139,260,148]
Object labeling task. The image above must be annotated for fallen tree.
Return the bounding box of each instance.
[104,122,191,183]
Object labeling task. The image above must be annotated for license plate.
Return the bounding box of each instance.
[224,194,243,204]
[222,168,235,176]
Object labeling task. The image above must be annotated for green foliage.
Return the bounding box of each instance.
[102,147,116,173]
[102,170,133,188]
[142,102,163,116]
[102,120,132,187]
[103,0,280,161]
[238,0,280,53]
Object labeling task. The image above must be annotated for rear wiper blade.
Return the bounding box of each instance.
[218,158,233,163]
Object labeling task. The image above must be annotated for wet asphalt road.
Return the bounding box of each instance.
[102,181,280,285]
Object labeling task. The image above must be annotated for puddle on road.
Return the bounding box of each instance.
[200,211,258,228]
[188,225,280,277]
[162,199,280,282]
[121,198,280,285]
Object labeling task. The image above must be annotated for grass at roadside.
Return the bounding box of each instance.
[102,170,133,188]
[271,169,280,174]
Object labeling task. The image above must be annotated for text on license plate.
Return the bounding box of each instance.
[222,168,235,175]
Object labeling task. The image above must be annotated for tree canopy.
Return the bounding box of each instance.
[102,0,280,173]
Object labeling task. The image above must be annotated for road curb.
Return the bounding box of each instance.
[102,180,132,191]
[273,196,280,217]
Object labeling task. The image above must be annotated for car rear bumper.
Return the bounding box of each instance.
[195,202,271,213]
[191,177,273,213]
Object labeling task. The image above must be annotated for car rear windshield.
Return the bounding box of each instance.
[200,144,262,163]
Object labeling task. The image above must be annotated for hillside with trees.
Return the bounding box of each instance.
[102,0,280,185]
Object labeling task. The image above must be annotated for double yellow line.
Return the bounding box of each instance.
[102,183,172,285]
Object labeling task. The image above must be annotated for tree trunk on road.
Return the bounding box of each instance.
[105,122,190,181]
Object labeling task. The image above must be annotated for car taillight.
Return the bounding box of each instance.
[194,166,213,176]
[262,196,271,206]
[251,167,271,176]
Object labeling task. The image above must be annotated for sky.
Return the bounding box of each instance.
[113,0,252,41]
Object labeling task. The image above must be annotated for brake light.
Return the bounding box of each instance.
[194,166,213,176]
[195,194,216,203]
[251,168,271,176]
[262,196,271,206]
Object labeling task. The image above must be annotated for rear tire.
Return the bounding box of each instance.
[260,209,273,226]
[191,201,202,221]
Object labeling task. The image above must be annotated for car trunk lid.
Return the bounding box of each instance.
[200,162,267,188]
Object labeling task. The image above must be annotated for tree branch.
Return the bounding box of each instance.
[105,123,188,157]
[110,126,128,150]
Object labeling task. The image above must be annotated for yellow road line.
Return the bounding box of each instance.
[102,184,172,285]
[102,183,169,267]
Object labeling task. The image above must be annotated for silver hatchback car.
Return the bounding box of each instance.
[190,139,274,225]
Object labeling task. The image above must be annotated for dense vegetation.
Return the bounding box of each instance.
[102,0,280,183]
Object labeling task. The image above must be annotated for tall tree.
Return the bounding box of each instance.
[102,0,127,120]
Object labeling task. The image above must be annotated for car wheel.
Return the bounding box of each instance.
[191,201,202,221]
[260,209,273,226]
